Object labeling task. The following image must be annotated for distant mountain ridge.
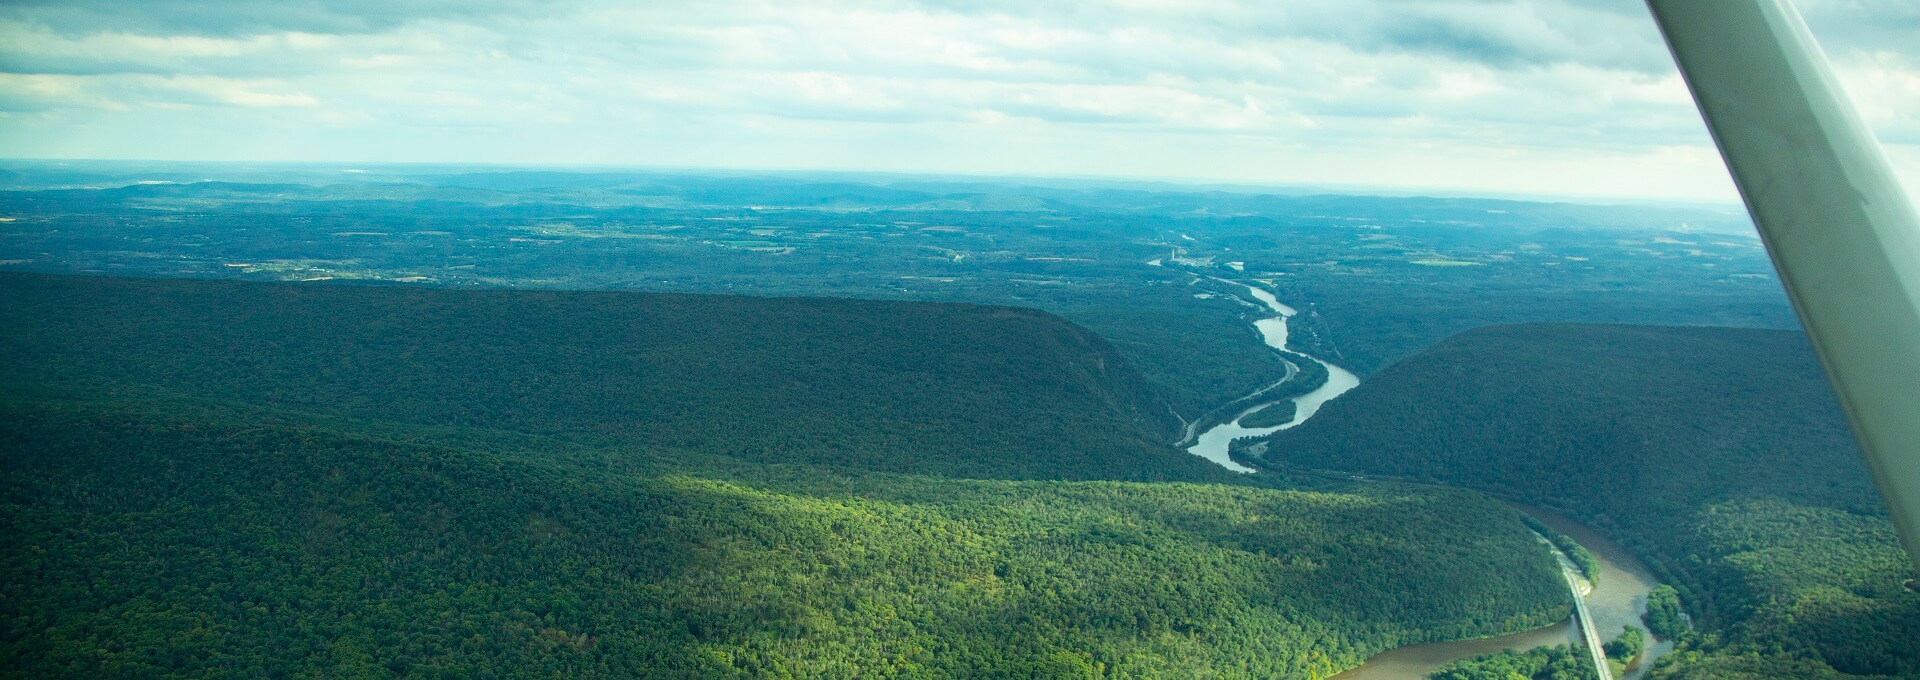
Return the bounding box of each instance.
[0,162,1757,234]
[1261,323,1873,519]
[0,271,1585,678]
[0,272,1198,482]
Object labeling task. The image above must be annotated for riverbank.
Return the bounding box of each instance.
[1170,277,1669,677]
[1330,504,1674,679]
[1515,505,1677,680]
[1183,279,1360,472]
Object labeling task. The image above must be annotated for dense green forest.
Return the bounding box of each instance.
[0,394,1577,678]
[1428,645,1597,680]
[1605,626,1644,662]
[1643,586,1687,638]
[1257,323,1920,678]
[0,273,1577,678]
[0,272,1211,482]
[1065,299,1296,425]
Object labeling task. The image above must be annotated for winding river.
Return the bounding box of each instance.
[1184,281,1360,473]
[1179,277,1673,678]
[1518,506,1677,680]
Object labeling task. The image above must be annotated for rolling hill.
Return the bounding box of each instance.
[0,272,1196,482]
[0,273,1575,678]
[1254,323,1920,678]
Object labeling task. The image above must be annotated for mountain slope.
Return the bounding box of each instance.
[0,370,1573,676]
[1255,323,1919,678]
[0,272,1193,482]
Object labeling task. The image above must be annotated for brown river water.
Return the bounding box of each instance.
[1179,279,1677,679]
[1330,505,1675,680]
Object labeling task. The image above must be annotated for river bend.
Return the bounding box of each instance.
[1184,280,1360,473]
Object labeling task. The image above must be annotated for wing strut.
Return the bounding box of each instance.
[1647,0,1920,574]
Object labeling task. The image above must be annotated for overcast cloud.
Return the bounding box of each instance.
[0,0,1915,202]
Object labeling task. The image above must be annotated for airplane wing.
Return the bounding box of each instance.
[1648,0,1920,575]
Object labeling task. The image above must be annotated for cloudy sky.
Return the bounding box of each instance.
[1,0,1915,202]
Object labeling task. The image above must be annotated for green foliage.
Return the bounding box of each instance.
[1266,323,1920,677]
[1428,645,1598,680]
[0,272,1218,483]
[0,393,1573,679]
[0,273,1579,678]
[1645,643,1866,680]
[1238,400,1299,429]
[1066,299,1295,425]
[1521,514,1600,587]
[1679,499,1918,676]
[1271,350,1331,400]
[1604,626,1644,661]
[1643,586,1687,639]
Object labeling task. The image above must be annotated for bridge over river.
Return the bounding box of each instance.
[1550,547,1614,680]
[1173,276,1656,680]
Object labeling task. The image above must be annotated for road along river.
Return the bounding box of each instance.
[1178,277,1672,678]
[1516,505,1677,680]
[1184,281,1360,472]
[1331,506,1675,679]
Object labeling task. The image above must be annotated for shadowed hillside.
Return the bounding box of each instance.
[0,272,1194,482]
[0,273,1580,678]
[1255,323,1919,678]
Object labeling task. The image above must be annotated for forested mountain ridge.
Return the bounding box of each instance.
[0,164,1799,422]
[0,272,1582,677]
[1254,323,1920,678]
[0,394,1575,678]
[0,272,1195,482]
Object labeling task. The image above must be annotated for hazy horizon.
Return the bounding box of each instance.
[3,0,1916,204]
[3,156,1774,210]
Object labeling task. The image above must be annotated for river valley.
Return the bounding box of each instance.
[1184,280,1361,472]
[1179,278,1674,678]
[1330,505,1673,679]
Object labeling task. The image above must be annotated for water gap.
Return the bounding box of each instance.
[1183,279,1359,472]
